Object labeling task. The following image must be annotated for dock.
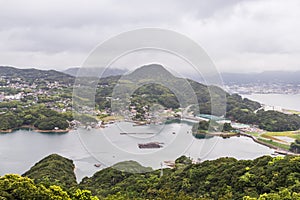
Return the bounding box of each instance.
[120,132,155,135]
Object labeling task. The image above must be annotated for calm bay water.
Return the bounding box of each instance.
[243,93,300,111]
[1,93,298,181]
[0,121,274,181]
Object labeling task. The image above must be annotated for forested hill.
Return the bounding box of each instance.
[2,154,299,199]
[94,64,300,131]
[0,66,74,84]
[23,154,77,189]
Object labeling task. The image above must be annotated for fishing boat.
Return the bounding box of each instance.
[138,142,163,149]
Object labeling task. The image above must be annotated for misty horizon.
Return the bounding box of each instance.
[1,64,300,75]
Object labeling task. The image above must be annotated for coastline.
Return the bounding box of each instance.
[242,93,300,112]
[0,129,13,133]
[34,129,70,133]
[239,132,298,155]
[0,125,70,134]
[196,130,299,156]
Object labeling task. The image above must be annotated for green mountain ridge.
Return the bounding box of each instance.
[4,153,299,199]
[0,66,74,84]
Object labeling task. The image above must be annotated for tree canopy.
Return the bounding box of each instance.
[2,154,300,199]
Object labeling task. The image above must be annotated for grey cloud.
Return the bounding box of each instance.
[0,0,299,73]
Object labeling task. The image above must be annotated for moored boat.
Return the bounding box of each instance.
[138,142,163,149]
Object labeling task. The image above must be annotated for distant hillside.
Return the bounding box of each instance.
[92,64,300,131]
[0,66,74,84]
[98,63,260,115]
[221,71,300,85]
[4,66,298,87]
[92,64,232,115]
[112,160,153,173]
[63,67,127,77]
[125,64,174,79]
[2,66,298,87]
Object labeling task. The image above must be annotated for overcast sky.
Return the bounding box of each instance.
[0,0,300,73]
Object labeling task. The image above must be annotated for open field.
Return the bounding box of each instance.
[283,109,300,115]
[99,115,124,122]
[246,131,260,137]
[262,130,300,140]
[257,138,290,150]
[245,130,299,151]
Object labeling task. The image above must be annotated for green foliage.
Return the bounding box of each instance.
[256,111,300,131]
[258,138,291,150]
[2,154,300,199]
[0,100,23,109]
[0,104,70,130]
[243,188,300,199]
[0,174,99,200]
[227,94,261,114]
[192,120,235,134]
[23,154,77,189]
[131,83,180,109]
[175,155,192,165]
[112,160,153,173]
[223,122,234,132]
[198,120,209,131]
[71,189,99,200]
[0,174,72,199]
[78,155,300,199]
[34,116,69,130]
[227,107,300,132]
[0,111,23,130]
[225,93,300,132]
[0,87,21,95]
[290,139,300,153]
